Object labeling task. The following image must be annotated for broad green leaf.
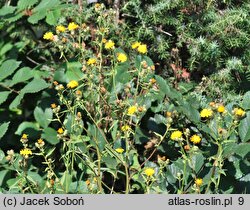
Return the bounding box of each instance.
[0,43,13,56]
[235,143,250,158]
[179,102,200,123]
[0,122,10,139]
[45,9,61,25]
[17,0,39,10]
[0,59,21,81]
[41,127,59,145]
[66,61,84,81]
[0,149,5,162]
[0,91,10,105]
[34,106,52,128]
[190,153,204,173]
[28,10,46,24]
[102,155,118,170]
[242,91,250,110]
[61,171,72,193]
[88,123,106,152]
[9,78,49,109]
[15,122,39,135]
[238,113,250,142]
[0,170,8,186]
[33,0,60,12]
[0,6,16,16]
[115,62,131,84]
[27,171,44,185]
[9,67,33,87]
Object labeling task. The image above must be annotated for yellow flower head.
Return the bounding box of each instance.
[20,148,32,157]
[37,138,45,145]
[22,134,28,139]
[68,22,79,30]
[217,105,225,113]
[144,168,155,177]
[51,103,57,109]
[57,128,64,134]
[115,148,124,153]
[131,41,141,49]
[200,108,213,118]
[127,106,137,115]
[43,32,54,41]
[121,125,131,132]
[117,53,127,63]
[104,40,115,50]
[137,44,147,54]
[190,135,201,144]
[87,58,97,65]
[67,80,79,89]
[56,25,66,33]
[170,130,183,140]
[149,78,156,84]
[233,108,245,117]
[195,178,203,186]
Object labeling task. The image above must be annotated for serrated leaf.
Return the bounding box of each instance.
[235,143,250,158]
[88,123,106,152]
[190,153,204,173]
[17,0,39,10]
[33,0,60,12]
[34,106,52,128]
[239,113,250,142]
[45,9,61,25]
[41,127,59,145]
[28,10,46,24]
[0,6,16,16]
[242,91,250,110]
[115,62,131,84]
[9,67,33,87]
[9,78,49,109]
[66,61,84,81]
[0,91,10,105]
[0,122,10,139]
[0,59,21,81]
[15,122,39,135]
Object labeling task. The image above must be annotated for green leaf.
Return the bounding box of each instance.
[0,59,21,81]
[41,127,59,145]
[179,102,200,123]
[190,153,204,173]
[0,122,10,140]
[235,143,250,158]
[0,149,5,162]
[15,122,39,135]
[27,10,46,24]
[0,6,16,16]
[242,91,250,110]
[0,170,8,186]
[46,9,61,25]
[9,67,33,87]
[34,106,52,128]
[17,0,39,10]
[9,78,49,109]
[239,113,250,142]
[88,123,106,152]
[0,91,10,105]
[33,0,60,12]
[66,61,84,81]
[115,62,131,84]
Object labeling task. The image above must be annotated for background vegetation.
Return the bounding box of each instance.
[0,0,249,194]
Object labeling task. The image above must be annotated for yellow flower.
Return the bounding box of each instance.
[115,148,124,153]
[137,44,147,54]
[22,134,28,139]
[56,25,66,33]
[121,125,131,132]
[104,40,115,50]
[149,78,156,84]
[190,135,201,144]
[20,148,32,157]
[67,80,79,89]
[57,128,64,134]
[51,103,57,109]
[217,105,225,113]
[195,178,203,186]
[233,108,245,117]
[170,130,183,140]
[117,53,127,63]
[144,168,155,177]
[68,22,79,30]
[43,32,54,41]
[37,138,44,145]
[131,41,141,49]
[127,106,137,115]
[87,58,97,65]
[200,108,213,118]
